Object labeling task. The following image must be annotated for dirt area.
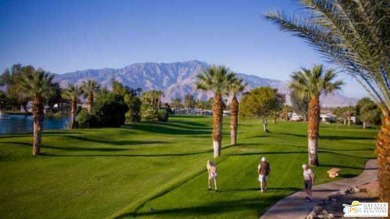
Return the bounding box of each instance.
[307,181,379,219]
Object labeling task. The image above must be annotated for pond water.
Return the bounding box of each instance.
[0,114,70,134]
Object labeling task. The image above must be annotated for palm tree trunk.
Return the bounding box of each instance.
[213,93,223,158]
[376,116,390,205]
[87,93,93,113]
[230,96,239,145]
[70,97,77,129]
[32,97,44,156]
[308,97,320,166]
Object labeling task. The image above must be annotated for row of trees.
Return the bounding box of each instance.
[171,95,214,111]
[0,65,145,155]
[195,66,247,157]
[332,98,381,127]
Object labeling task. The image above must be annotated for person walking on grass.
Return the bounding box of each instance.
[302,164,315,202]
[258,157,271,192]
[207,160,218,191]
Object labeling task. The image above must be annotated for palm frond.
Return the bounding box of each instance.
[266,0,390,114]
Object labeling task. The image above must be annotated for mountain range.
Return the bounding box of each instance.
[53,60,357,107]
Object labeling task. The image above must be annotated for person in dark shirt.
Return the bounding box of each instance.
[258,157,271,192]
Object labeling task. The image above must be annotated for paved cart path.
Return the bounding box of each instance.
[260,159,378,219]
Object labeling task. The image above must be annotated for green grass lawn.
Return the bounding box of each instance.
[0,116,377,219]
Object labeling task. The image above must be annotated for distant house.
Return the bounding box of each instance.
[320,113,336,123]
[291,112,303,121]
[223,110,230,116]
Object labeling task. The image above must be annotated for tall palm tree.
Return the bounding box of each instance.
[265,0,390,203]
[81,80,100,113]
[18,69,57,155]
[290,65,343,166]
[196,66,236,158]
[229,77,247,145]
[62,85,83,129]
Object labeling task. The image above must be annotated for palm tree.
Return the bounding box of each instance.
[196,66,236,158]
[81,80,100,113]
[229,77,247,145]
[290,65,343,166]
[2,64,34,112]
[18,69,57,155]
[265,0,390,203]
[62,85,83,129]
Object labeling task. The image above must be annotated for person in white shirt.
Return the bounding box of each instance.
[207,160,218,191]
[302,164,315,201]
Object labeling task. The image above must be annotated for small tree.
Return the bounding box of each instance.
[280,105,293,121]
[271,93,285,124]
[290,90,309,121]
[77,89,128,128]
[333,106,354,125]
[239,87,282,132]
[184,94,196,113]
[356,97,381,128]
[170,98,183,109]
[112,80,141,123]
[81,79,100,113]
[228,77,247,145]
[141,90,164,122]
[62,85,83,129]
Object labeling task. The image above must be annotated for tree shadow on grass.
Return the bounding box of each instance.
[42,145,131,152]
[42,148,214,157]
[68,135,167,146]
[319,164,365,171]
[43,131,82,135]
[230,151,306,156]
[320,150,374,159]
[320,147,373,152]
[1,142,31,147]
[119,196,285,218]
[168,120,210,128]
[217,187,300,193]
[338,173,359,178]
[125,123,211,135]
[277,132,374,141]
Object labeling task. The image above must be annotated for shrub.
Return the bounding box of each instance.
[93,93,128,127]
[76,109,99,128]
[141,105,157,121]
[158,109,169,122]
[77,92,128,128]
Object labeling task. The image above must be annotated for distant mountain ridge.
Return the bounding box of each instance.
[53,60,357,107]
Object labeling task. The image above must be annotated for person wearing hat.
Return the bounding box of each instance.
[257,157,271,192]
[302,164,315,201]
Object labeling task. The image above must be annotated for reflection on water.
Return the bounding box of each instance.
[0,114,70,134]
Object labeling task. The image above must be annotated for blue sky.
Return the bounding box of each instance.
[0,0,365,97]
